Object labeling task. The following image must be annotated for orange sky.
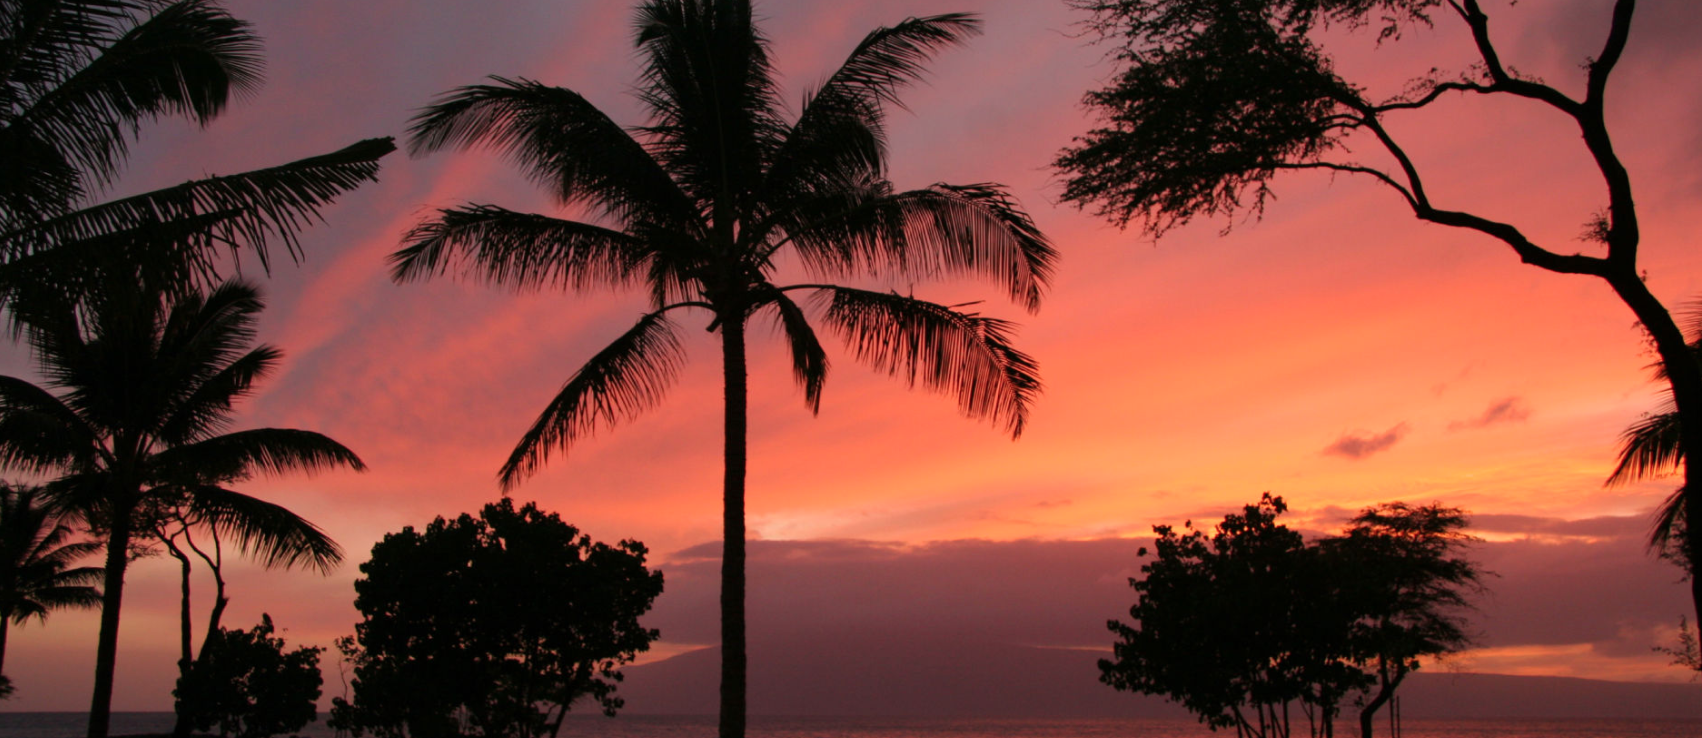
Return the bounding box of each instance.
[8,0,1702,712]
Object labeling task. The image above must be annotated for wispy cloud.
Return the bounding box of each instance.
[1322,423,1410,459]
[1450,397,1533,431]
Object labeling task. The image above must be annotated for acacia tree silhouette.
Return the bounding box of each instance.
[1056,0,1702,627]
[0,276,361,737]
[391,2,1053,735]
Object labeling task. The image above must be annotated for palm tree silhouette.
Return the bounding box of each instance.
[0,274,363,737]
[0,483,102,682]
[148,461,340,737]
[1606,307,1701,567]
[0,0,393,295]
[391,2,1053,735]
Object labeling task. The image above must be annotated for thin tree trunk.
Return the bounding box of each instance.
[163,536,193,738]
[0,617,10,679]
[1608,273,1702,624]
[719,317,749,738]
[88,501,135,738]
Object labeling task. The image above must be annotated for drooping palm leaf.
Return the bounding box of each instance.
[786,183,1056,313]
[187,484,340,573]
[764,291,827,413]
[813,286,1040,438]
[407,77,698,230]
[0,137,395,276]
[500,310,686,489]
[392,204,650,291]
[149,427,366,483]
[1607,400,1682,487]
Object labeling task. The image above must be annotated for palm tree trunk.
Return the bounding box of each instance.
[719,316,749,738]
[0,616,10,679]
[1609,273,1702,622]
[88,503,135,738]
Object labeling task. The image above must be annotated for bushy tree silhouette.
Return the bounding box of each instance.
[331,499,662,738]
[1103,496,1483,738]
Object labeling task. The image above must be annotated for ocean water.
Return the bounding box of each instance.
[3,713,1700,738]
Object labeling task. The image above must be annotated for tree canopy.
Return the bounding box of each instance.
[1101,495,1484,738]
[173,614,323,738]
[330,499,663,738]
[1056,0,1702,636]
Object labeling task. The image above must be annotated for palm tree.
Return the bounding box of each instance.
[1606,305,1701,573]
[0,482,103,681]
[0,0,393,296]
[0,272,364,737]
[391,2,1054,736]
[147,467,341,737]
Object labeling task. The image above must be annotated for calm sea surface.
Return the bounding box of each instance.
[3,713,1699,738]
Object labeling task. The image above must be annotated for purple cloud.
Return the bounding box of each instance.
[1323,423,1410,459]
[1450,397,1533,430]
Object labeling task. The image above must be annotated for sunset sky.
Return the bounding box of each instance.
[9,0,1702,713]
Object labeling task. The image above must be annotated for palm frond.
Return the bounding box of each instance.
[786,183,1056,313]
[23,581,103,614]
[0,208,244,305]
[407,77,698,230]
[188,485,340,573]
[0,375,100,472]
[764,291,828,413]
[500,310,686,489]
[812,286,1039,438]
[149,427,365,483]
[1606,403,1682,486]
[155,345,277,445]
[632,0,786,206]
[2,0,263,203]
[391,204,650,291]
[0,136,394,276]
[811,13,980,112]
[1649,486,1687,557]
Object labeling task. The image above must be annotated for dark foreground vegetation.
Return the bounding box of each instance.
[0,1,1694,737]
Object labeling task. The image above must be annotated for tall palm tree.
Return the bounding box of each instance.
[392,2,1054,736]
[0,0,394,296]
[0,482,102,680]
[0,272,364,737]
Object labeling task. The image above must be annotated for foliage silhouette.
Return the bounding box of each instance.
[391,2,1052,735]
[1326,502,1484,737]
[329,499,662,738]
[1102,495,1483,738]
[0,482,102,684]
[0,273,360,736]
[173,613,323,738]
[0,0,394,301]
[1056,0,1702,629]
[1604,301,1702,579]
[152,491,337,737]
